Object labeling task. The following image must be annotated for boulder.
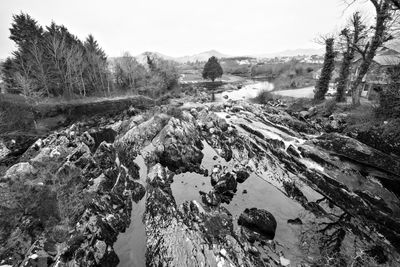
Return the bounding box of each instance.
[214,172,237,193]
[235,170,250,183]
[238,208,277,240]
[4,162,37,181]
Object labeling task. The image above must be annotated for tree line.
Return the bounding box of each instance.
[1,13,179,99]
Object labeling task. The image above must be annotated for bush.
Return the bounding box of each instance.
[253,90,275,104]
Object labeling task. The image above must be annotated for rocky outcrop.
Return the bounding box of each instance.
[0,123,144,266]
[2,97,400,266]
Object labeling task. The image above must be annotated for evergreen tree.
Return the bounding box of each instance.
[202,56,223,82]
[9,13,43,48]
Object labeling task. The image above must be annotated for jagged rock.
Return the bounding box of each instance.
[235,170,250,183]
[89,128,117,152]
[153,116,204,173]
[3,162,37,181]
[93,142,116,171]
[131,182,146,203]
[82,131,95,149]
[313,133,400,178]
[287,144,300,158]
[214,172,237,194]
[115,114,170,170]
[238,208,277,240]
[200,190,221,206]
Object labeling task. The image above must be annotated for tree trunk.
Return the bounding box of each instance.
[336,52,352,102]
[314,38,336,101]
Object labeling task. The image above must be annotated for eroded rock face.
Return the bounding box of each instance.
[0,122,144,267]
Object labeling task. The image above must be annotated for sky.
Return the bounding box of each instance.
[0,0,375,59]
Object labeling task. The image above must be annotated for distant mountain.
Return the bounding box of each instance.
[175,50,231,63]
[252,48,324,58]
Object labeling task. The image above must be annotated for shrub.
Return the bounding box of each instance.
[320,99,337,115]
[253,90,275,104]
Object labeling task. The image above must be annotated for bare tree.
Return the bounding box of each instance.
[348,0,393,106]
[114,52,146,92]
[336,12,367,102]
[29,38,50,96]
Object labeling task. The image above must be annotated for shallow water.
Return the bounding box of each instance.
[115,155,147,267]
[223,173,307,263]
[172,172,213,206]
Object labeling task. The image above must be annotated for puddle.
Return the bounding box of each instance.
[115,155,147,267]
[223,173,306,264]
[200,140,234,171]
[171,172,213,206]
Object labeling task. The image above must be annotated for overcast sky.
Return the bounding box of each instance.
[0,0,374,58]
